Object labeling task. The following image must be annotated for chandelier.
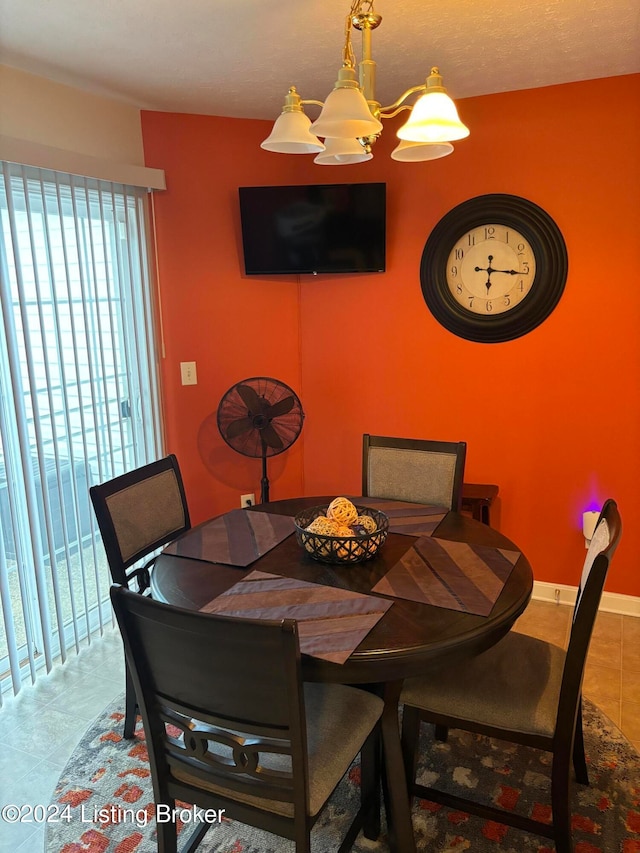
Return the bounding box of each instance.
[261,0,469,165]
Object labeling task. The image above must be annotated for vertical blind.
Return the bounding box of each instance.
[0,162,163,702]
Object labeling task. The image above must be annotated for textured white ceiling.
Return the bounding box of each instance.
[0,0,638,120]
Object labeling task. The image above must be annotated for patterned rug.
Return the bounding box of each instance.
[47,697,640,852]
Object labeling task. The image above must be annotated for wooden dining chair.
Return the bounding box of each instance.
[110,585,383,853]
[89,454,191,737]
[362,434,467,511]
[399,498,622,853]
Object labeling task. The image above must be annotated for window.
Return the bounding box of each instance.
[0,162,163,700]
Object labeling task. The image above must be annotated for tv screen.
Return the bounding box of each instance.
[238,183,386,275]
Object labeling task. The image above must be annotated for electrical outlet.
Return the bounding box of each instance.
[180,361,197,385]
[241,493,255,508]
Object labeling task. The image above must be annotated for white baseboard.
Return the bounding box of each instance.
[533,581,640,617]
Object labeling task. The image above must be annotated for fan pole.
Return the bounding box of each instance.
[260,453,269,504]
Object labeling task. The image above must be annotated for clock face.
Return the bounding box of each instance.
[446,224,536,316]
[420,194,568,343]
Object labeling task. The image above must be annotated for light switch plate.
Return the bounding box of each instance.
[180,361,197,385]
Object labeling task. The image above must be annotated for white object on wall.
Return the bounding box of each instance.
[582,510,600,548]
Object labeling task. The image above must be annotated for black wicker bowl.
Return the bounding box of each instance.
[294,504,389,565]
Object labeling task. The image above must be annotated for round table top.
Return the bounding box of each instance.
[151,496,533,684]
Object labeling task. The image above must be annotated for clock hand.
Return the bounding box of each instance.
[474,255,527,293]
[475,255,496,293]
[474,259,522,277]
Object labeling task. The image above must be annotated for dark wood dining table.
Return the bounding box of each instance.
[151,496,533,853]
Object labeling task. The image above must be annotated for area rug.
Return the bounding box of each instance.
[46,697,640,852]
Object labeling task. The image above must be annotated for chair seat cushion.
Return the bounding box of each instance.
[172,682,383,818]
[401,631,566,739]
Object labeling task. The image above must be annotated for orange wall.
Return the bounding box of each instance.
[142,74,639,598]
[142,113,307,522]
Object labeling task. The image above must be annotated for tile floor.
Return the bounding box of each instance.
[0,600,638,851]
[0,626,125,851]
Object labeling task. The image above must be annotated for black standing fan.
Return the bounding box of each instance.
[217,377,304,503]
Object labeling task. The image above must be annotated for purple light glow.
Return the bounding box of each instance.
[577,502,601,530]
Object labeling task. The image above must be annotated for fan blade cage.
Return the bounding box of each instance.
[217,377,304,458]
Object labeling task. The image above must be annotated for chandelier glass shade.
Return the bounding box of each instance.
[260,109,325,154]
[390,140,454,162]
[309,67,383,139]
[396,73,470,143]
[261,1,469,165]
[314,136,373,165]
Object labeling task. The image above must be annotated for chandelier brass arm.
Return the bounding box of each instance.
[260,1,469,165]
[299,99,325,110]
[377,84,429,120]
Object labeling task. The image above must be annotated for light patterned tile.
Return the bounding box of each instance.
[622,668,640,705]
[513,600,571,648]
[591,610,623,643]
[14,824,45,852]
[621,700,640,743]
[12,658,95,706]
[73,628,125,680]
[0,689,50,739]
[45,674,122,722]
[0,703,83,755]
[0,743,43,783]
[622,615,640,672]
[586,627,622,669]
[592,695,621,728]
[622,613,640,640]
[2,760,62,849]
[583,662,621,703]
[39,733,85,771]
[0,813,46,851]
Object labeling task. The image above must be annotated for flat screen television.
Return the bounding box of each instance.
[238,182,386,275]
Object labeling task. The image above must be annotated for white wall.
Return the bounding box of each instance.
[0,64,145,164]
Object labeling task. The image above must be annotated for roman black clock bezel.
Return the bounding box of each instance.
[420,194,568,343]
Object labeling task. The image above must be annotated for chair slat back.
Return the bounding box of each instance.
[110,587,308,808]
[363,434,467,510]
[556,499,622,740]
[90,454,190,589]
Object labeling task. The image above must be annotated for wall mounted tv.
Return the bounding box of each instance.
[238,182,386,275]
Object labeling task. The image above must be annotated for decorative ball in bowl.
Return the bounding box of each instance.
[294,497,389,565]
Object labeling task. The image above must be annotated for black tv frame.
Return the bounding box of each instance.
[238,182,386,276]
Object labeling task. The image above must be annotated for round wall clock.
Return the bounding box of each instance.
[420,194,568,343]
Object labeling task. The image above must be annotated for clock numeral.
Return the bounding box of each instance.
[450,264,458,277]
[518,280,525,292]
[505,230,510,243]
[468,296,474,308]
[456,284,463,294]
[522,262,530,274]
[486,300,493,312]
[504,296,511,306]
[517,242,526,253]
[454,248,464,260]
[485,226,496,240]
[467,234,475,247]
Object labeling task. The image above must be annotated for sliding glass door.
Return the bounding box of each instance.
[0,162,163,700]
